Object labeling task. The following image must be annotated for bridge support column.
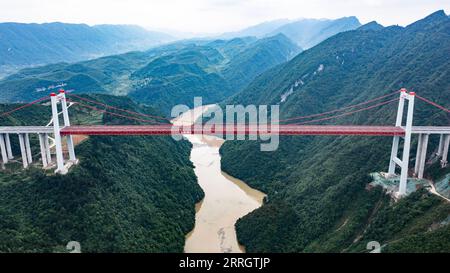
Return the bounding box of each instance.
[414,133,429,179]
[59,90,77,163]
[437,134,444,157]
[441,134,450,168]
[24,133,32,164]
[18,133,28,168]
[44,133,51,164]
[51,93,67,174]
[38,133,48,168]
[388,89,415,197]
[414,134,423,175]
[0,134,8,165]
[5,134,13,159]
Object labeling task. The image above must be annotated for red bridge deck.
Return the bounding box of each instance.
[60,125,405,136]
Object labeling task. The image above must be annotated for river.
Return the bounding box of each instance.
[173,106,266,253]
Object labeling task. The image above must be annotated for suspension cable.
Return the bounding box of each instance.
[68,90,403,125]
[70,100,170,125]
[415,94,450,113]
[67,94,172,121]
[0,96,50,118]
[278,90,400,122]
[288,98,400,125]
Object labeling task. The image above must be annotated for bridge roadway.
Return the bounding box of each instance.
[2,125,450,136]
[0,126,54,134]
[59,125,406,136]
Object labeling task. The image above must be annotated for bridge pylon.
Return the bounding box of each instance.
[50,90,77,174]
[388,89,415,197]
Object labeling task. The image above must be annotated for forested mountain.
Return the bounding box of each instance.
[220,10,450,252]
[0,95,203,252]
[0,22,174,77]
[0,34,300,113]
[219,17,361,49]
[129,34,300,110]
[221,34,300,91]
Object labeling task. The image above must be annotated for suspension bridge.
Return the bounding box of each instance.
[0,89,449,197]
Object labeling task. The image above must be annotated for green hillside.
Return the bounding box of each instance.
[220,10,450,253]
[222,34,300,91]
[0,95,203,252]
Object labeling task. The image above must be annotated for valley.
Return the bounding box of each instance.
[0,8,449,254]
[173,106,265,253]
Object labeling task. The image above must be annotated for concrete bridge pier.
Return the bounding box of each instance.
[414,133,429,179]
[5,134,13,160]
[38,133,48,168]
[439,134,450,167]
[437,134,444,156]
[18,133,29,168]
[0,134,8,165]
[44,133,51,165]
[24,133,32,164]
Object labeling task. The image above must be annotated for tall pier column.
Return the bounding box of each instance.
[414,134,423,175]
[24,133,32,164]
[437,134,444,157]
[0,134,8,165]
[44,133,51,164]
[5,134,13,159]
[414,133,429,179]
[18,133,28,168]
[441,134,450,168]
[38,133,48,168]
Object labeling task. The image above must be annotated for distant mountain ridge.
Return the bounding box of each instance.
[219,19,292,39]
[0,22,174,76]
[0,34,300,113]
[270,17,361,48]
[218,16,361,49]
[358,21,384,31]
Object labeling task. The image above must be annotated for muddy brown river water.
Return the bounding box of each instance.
[173,106,266,253]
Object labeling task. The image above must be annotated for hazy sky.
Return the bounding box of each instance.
[0,0,449,34]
